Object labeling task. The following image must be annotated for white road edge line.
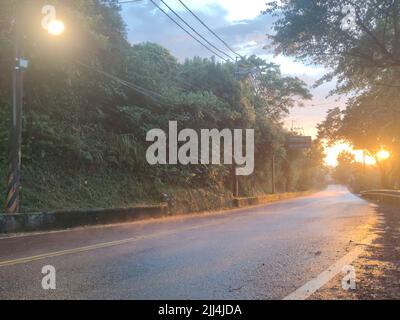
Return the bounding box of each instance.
[283,234,376,300]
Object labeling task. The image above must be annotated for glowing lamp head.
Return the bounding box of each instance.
[47,19,65,36]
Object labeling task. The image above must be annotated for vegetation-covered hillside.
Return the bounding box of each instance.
[0,0,326,212]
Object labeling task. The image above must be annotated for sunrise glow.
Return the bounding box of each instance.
[324,143,377,167]
[377,149,390,161]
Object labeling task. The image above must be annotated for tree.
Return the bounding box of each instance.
[318,95,398,188]
[244,56,311,120]
[267,1,400,188]
[265,0,400,93]
[334,151,355,184]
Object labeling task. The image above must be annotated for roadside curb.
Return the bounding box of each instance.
[0,204,169,234]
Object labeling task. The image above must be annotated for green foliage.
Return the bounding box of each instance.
[269,1,400,189]
[0,0,325,211]
[266,0,400,94]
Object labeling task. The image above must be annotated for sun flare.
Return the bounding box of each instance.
[324,143,379,167]
[377,150,390,161]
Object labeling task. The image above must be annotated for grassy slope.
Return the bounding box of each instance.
[0,161,320,213]
[0,162,233,213]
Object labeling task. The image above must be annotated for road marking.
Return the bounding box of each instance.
[0,219,232,268]
[283,234,376,300]
[0,236,143,268]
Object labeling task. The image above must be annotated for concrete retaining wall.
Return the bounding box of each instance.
[0,190,315,235]
[233,191,312,208]
[0,204,169,234]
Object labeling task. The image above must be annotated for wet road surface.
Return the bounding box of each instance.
[0,185,377,299]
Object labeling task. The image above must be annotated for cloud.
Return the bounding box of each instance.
[121,1,273,61]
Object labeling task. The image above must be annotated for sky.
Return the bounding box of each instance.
[121,0,351,165]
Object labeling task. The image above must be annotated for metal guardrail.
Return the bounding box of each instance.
[360,189,400,207]
[360,190,400,196]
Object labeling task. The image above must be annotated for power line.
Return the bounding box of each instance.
[118,0,234,62]
[73,60,172,105]
[91,1,241,93]
[148,0,229,62]
[158,0,234,61]
[176,0,242,59]
[74,58,223,102]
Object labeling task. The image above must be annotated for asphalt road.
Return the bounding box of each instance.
[0,185,377,300]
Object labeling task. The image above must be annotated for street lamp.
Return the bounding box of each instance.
[47,19,65,36]
[5,5,65,213]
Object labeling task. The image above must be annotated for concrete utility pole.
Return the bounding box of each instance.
[271,152,276,194]
[6,7,27,214]
[232,57,240,198]
[230,58,262,198]
[4,3,64,213]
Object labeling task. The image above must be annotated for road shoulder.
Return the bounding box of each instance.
[310,203,400,300]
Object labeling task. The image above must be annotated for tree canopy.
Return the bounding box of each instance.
[267,0,400,188]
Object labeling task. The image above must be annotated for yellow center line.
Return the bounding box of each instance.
[0,236,143,268]
[0,219,231,268]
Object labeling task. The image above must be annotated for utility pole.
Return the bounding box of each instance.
[4,4,63,213]
[6,6,28,213]
[232,57,239,198]
[230,58,261,197]
[271,152,276,194]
